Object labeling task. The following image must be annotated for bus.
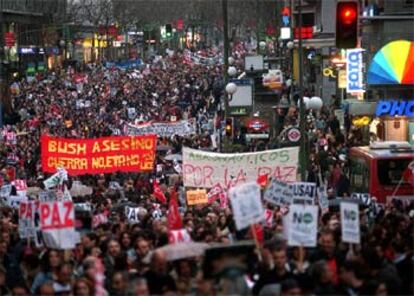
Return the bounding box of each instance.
[349,141,414,203]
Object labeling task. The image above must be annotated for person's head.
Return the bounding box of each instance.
[151,250,168,275]
[135,237,150,258]
[309,260,332,284]
[11,284,29,296]
[280,279,301,296]
[131,278,149,296]
[339,259,365,287]
[176,260,193,278]
[111,271,127,293]
[360,279,388,296]
[120,232,132,249]
[319,230,336,257]
[38,282,54,296]
[271,247,287,272]
[107,239,121,258]
[57,263,73,285]
[74,278,94,296]
[47,250,61,270]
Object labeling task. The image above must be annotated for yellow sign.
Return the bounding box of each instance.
[352,116,371,126]
[186,189,208,206]
[338,70,347,89]
[323,67,336,78]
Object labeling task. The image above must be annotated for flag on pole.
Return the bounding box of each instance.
[167,190,183,230]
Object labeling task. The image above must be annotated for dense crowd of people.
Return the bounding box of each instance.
[0,48,412,296]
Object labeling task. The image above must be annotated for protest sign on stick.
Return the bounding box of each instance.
[229,182,264,231]
[186,189,208,206]
[340,202,360,244]
[287,205,318,247]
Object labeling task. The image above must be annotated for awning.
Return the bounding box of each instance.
[349,102,377,116]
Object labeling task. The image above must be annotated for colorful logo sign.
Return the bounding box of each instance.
[367,40,414,85]
[376,100,414,117]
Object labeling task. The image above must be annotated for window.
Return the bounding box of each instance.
[349,157,369,192]
[377,158,412,185]
[294,13,315,27]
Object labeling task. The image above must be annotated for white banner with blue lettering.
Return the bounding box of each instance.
[346,48,365,94]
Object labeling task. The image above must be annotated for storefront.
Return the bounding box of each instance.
[365,40,414,144]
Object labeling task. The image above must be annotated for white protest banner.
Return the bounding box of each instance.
[127,107,136,119]
[6,195,27,208]
[40,201,79,249]
[317,186,329,213]
[264,179,293,206]
[0,184,12,198]
[229,182,264,231]
[340,202,360,244]
[74,203,92,212]
[127,120,196,138]
[43,168,68,190]
[12,179,27,197]
[19,201,36,239]
[183,147,298,189]
[169,229,192,244]
[291,182,317,205]
[287,205,318,247]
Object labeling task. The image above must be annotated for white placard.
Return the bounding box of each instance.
[183,147,299,189]
[264,179,293,206]
[19,201,36,239]
[229,182,264,231]
[340,202,360,244]
[287,205,318,247]
[317,186,329,213]
[169,229,192,244]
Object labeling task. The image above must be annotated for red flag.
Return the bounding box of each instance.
[257,174,269,187]
[167,190,183,230]
[153,180,167,204]
[208,183,224,203]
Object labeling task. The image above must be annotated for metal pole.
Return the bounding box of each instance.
[222,0,229,118]
[297,0,307,181]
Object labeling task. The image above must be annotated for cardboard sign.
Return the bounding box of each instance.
[183,147,299,189]
[92,214,108,228]
[6,195,27,208]
[19,201,36,238]
[127,120,196,138]
[125,206,143,223]
[229,182,264,231]
[41,135,157,175]
[351,193,371,206]
[317,186,329,213]
[291,182,316,205]
[43,168,68,190]
[340,202,360,244]
[40,201,79,249]
[186,189,208,206]
[264,179,293,206]
[169,229,192,244]
[287,205,318,247]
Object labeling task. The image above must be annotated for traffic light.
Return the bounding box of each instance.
[336,1,358,49]
[166,24,172,38]
[225,118,233,137]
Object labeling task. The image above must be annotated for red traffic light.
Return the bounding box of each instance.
[338,2,358,25]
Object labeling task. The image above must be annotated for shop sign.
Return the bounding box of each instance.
[346,48,364,93]
[247,119,269,132]
[229,107,249,116]
[376,100,414,117]
[19,47,36,54]
[287,128,301,142]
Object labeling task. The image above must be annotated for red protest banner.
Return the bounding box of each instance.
[41,135,157,175]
